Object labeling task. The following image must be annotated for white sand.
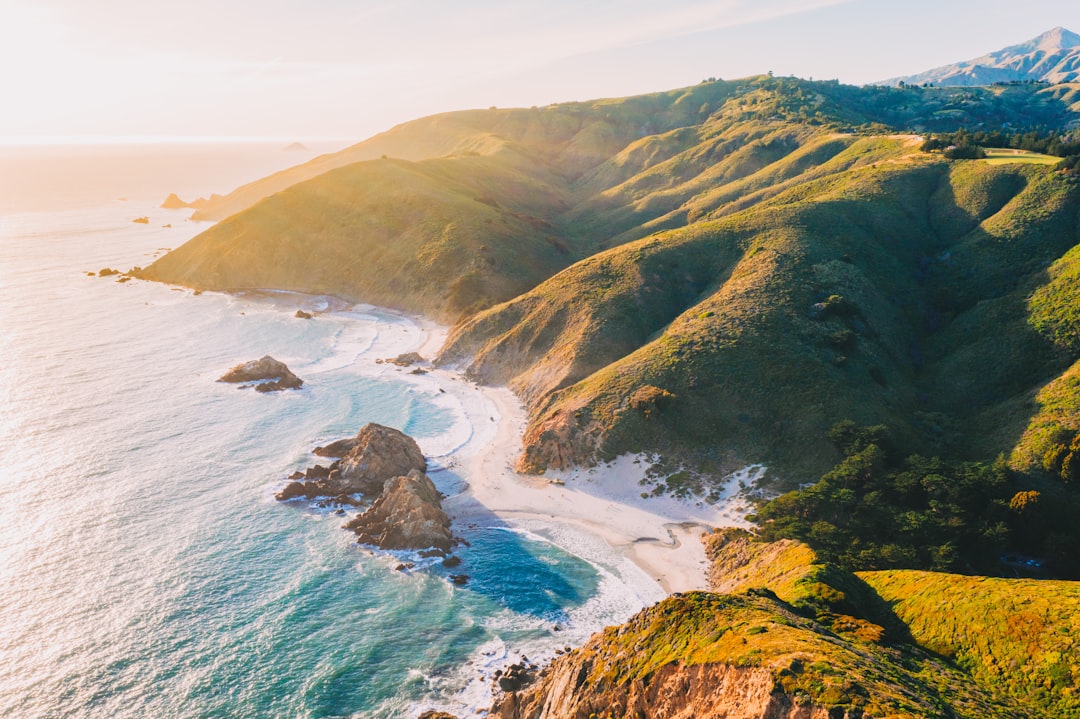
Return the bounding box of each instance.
[345,307,760,596]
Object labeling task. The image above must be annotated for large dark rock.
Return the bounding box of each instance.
[336,423,426,495]
[386,352,424,367]
[219,355,303,391]
[344,469,452,551]
[276,423,425,500]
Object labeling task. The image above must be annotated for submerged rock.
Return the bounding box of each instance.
[219,355,303,391]
[344,469,453,551]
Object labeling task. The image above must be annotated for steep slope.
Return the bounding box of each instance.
[180,83,743,221]
[882,27,1080,87]
[861,569,1080,718]
[493,592,1012,719]
[141,144,576,322]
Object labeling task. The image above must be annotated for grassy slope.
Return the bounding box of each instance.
[142,145,578,323]
[560,591,1013,719]
[709,533,1080,717]
[861,569,1080,717]
[445,154,1080,479]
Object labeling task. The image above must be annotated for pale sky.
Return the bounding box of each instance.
[1,0,1078,143]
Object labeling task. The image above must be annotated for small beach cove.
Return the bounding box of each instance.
[304,304,755,598]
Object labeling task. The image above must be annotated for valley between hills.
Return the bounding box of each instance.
[139,32,1080,718]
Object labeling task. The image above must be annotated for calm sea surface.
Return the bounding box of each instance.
[0,144,654,718]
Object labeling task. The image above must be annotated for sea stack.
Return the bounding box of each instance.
[218,355,303,391]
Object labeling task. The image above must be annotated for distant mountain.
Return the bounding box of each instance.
[881,26,1080,86]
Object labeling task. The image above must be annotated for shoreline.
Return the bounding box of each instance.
[348,306,753,596]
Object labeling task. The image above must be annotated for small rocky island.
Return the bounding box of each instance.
[218,355,303,392]
[345,469,452,551]
[278,423,453,552]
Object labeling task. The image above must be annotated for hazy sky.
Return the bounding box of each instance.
[1,0,1078,143]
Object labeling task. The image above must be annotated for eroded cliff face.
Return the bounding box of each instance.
[515,405,605,473]
[493,658,840,719]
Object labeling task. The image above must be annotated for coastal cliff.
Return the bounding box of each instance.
[484,532,1080,719]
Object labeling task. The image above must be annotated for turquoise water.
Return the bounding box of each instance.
[0,148,652,718]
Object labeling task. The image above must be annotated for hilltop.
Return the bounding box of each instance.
[882,27,1080,87]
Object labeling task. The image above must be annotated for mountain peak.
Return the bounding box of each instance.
[1014,26,1080,53]
[1041,26,1080,47]
[880,27,1080,86]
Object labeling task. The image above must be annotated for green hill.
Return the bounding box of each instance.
[143,75,1080,486]
[861,569,1080,717]
[444,157,1080,483]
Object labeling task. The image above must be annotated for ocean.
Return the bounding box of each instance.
[0,143,659,718]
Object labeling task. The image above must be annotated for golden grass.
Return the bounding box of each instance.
[981,148,1061,165]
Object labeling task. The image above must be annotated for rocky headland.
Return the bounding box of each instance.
[218,355,303,392]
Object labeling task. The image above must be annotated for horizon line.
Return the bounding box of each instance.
[0,134,361,147]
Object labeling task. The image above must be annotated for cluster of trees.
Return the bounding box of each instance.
[1043,431,1080,484]
[754,422,1080,576]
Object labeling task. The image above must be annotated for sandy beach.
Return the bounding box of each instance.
[360,309,757,596]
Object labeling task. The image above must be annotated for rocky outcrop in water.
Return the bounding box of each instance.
[343,469,452,551]
[276,423,426,500]
[384,352,424,367]
[336,423,427,495]
[219,355,303,392]
[160,193,193,209]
